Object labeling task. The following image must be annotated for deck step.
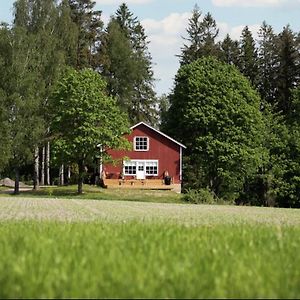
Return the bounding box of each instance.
[104,179,174,190]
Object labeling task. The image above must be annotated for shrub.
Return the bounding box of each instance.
[183,188,215,204]
[183,188,231,205]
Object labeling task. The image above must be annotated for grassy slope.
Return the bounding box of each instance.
[0,198,300,298]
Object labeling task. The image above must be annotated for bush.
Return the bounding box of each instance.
[183,188,215,204]
[183,188,229,205]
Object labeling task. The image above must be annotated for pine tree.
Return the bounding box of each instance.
[220,34,240,66]
[275,25,299,116]
[257,22,278,105]
[68,0,103,69]
[179,7,220,65]
[99,3,158,125]
[239,26,259,87]
[199,12,220,57]
[179,5,202,65]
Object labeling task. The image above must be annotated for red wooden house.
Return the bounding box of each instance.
[103,122,186,190]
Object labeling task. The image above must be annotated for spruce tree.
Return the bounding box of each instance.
[179,7,220,65]
[220,34,240,66]
[275,25,299,116]
[179,5,202,65]
[68,0,103,69]
[99,3,158,125]
[239,26,259,87]
[257,22,278,105]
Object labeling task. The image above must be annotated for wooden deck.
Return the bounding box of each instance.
[104,179,180,191]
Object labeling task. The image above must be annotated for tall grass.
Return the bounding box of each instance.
[0,221,299,298]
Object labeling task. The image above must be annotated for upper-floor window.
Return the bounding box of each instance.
[134,136,149,151]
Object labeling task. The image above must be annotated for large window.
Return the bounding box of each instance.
[134,136,149,151]
[124,161,136,175]
[145,161,158,176]
[123,160,158,176]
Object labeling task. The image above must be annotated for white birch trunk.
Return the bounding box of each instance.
[46,142,50,185]
[59,164,64,186]
[67,166,71,184]
[34,146,39,190]
[41,146,45,186]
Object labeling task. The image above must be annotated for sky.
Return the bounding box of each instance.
[1,0,300,95]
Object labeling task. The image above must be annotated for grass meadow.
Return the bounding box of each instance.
[0,184,182,203]
[0,195,300,298]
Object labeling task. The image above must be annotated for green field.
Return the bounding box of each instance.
[0,197,300,298]
[0,185,182,203]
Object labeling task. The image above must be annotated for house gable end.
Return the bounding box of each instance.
[130,122,186,149]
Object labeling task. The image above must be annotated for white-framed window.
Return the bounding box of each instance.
[124,161,137,175]
[134,136,149,151]
[145,161,158,176]
[123,160,158,176]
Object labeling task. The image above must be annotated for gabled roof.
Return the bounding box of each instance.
[131,122,187,149]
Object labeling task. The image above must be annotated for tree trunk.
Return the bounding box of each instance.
[33,146,39,190]
[41,146,45,186]
[67,166,71,185]
[78,160,84,194]
[46,142,50,185]
[14,167,20,195]
[59,164,64,186]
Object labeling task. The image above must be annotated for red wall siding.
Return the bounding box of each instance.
[104,124,181,183]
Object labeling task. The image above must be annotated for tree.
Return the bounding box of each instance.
[98,3,158,125]
[56,0,78,67]
[12,0,71,189]
[163,57,265,200]
[179,7,220,65]
[0,25,12,172]
[50,68,130,194]
[0,24,44,194]
[68,0,103,69]
[257,22,278,105]
[239,26,259,87]
[275,25,299,116]
[220,34,240,66]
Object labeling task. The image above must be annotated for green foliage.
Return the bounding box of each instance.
[99,4,158,125]
[179,7,220,65]
[0,22,45,191]
[238,26,259,86]
[50,68,130,193]
[68,0,103,69]
[183,188,216,204]
[164,57,265,200]
[275,25,299,115]
[257,22,278,105]
[220,34,240,66]
[0,220,300,298]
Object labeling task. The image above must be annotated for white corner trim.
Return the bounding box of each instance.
[180,146,183,182]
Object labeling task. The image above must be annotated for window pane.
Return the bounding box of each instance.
[145,161,158,175]
[135,137,148,151]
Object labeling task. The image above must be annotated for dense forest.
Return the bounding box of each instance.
[1,1,300,207]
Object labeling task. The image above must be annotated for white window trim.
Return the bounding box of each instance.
[145,160,159,176]
[123,160,159,176]
[134,136,149,152]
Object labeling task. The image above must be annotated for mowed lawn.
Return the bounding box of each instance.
[0,197,300,298]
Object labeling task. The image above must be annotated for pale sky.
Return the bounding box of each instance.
[1,0,300,95]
